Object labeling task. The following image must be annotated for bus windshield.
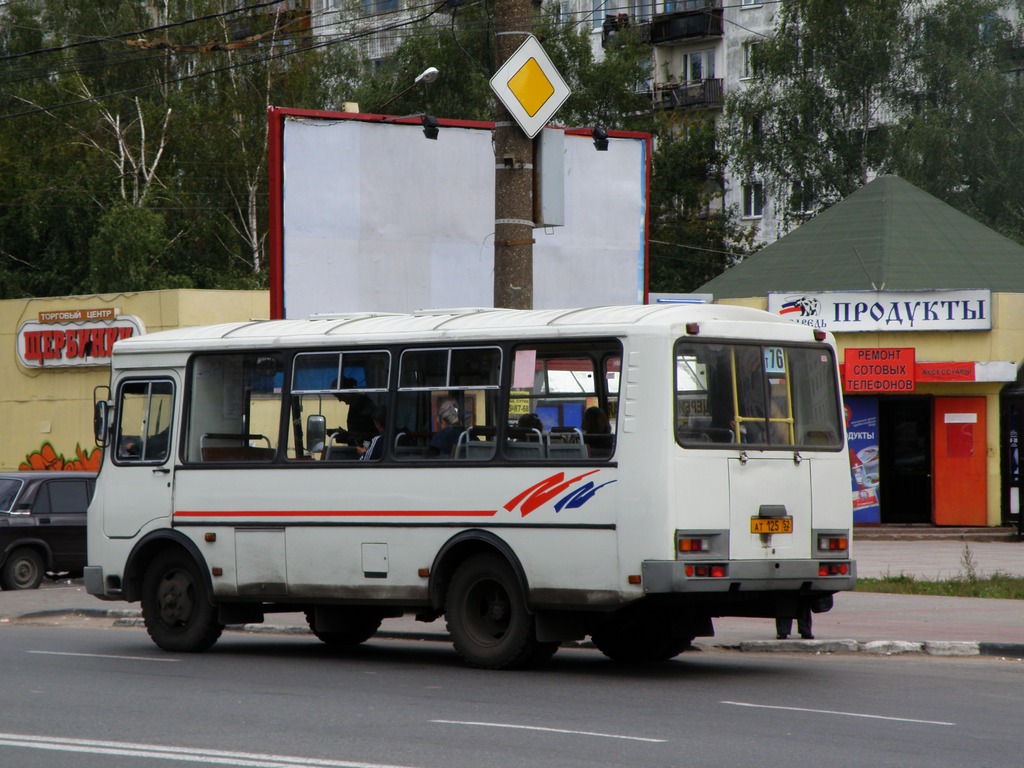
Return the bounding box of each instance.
[675,340,842,449]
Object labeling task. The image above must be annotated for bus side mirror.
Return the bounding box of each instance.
[306,414,326,456]
[93,386,112,446]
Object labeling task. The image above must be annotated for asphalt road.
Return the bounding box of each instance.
[1,623,1020,768]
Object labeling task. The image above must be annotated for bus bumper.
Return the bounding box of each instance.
[641,559,857,594]
[83,566,118,599]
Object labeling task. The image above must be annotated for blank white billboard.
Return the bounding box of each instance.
[268,109,649,319]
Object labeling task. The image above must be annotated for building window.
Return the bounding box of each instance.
[743,182,764,218]
[364,0,397,13]
[741,0,762,6]
[791,180,816,216]
[742,41,759,79]
[744,115,762,140]
[593,0,608,29]
[632,0,652,22]
[682,49,714,83]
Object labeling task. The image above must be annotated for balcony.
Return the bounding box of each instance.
[654,78,724,111]
[650,2,723,45]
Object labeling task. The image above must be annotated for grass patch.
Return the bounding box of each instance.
[855,574,1024,600]
[854,544,1024,599]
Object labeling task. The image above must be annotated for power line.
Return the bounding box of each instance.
[0,3,447,121]
[0,0,288,63]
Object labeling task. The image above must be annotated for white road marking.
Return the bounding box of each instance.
[28,650,179,662]
[431,719,667,743]
[0,733,421,768]
[721,701,956,726]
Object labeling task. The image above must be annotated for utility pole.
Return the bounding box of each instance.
[493,0,534,310]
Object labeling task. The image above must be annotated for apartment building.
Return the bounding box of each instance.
[589,0,778,241]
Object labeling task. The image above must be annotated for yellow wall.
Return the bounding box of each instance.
[2,290,268,471]
[720,294,1024,526]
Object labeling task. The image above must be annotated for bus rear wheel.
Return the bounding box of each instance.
[141,550,223,652]
[446,553,549,669]
[304,608,382,647]
[591,614,692,663]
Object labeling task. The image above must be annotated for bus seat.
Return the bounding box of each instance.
[323,433,360,461]
[456,426,496,460]
[505,427,544,460]
[547,427,587,460]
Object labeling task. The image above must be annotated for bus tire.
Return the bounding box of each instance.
[304,609,381,647]
[445,553,544,670]
[591,615,691,663]
[141,550,223,653]
[0,547,44,590]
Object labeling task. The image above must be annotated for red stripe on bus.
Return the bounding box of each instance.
[174,509,498,518]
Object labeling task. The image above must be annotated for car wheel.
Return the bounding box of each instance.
[0,547,45,590]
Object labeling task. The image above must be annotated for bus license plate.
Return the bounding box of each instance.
[750,517,793,534]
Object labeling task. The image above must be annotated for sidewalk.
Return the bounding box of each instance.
[3,539,1022,658]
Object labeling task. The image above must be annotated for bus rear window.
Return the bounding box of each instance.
[675,341,842,450]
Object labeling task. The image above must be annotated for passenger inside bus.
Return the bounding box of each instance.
[582,406,613,458]
[331,377,377,446]
[358,405,387,461]
[429,399,463,457]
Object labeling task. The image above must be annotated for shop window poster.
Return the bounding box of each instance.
[847,397,880,524]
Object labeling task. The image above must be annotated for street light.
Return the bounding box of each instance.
[414,67,439,86]
[376,67,440,113]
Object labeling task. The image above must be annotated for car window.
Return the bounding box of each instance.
[35,480,91,515]
[0,478,22,512]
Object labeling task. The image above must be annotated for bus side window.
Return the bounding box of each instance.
[185,354,283,463]
[288,350,390,461]
[396,347,501,461]
[507,342,620,461]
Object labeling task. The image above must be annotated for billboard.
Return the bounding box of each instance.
[268,108,650,319]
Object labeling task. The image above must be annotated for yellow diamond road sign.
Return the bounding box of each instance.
[490,35,571,139]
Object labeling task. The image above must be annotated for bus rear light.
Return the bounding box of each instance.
[679,537,708,553]
[819,562,850,576]
[628,574,642,585]
[818,535,848,551]
[686,322,700,335]
[417,568,430,578]
[686,564,727,578]
[813,330,827,341]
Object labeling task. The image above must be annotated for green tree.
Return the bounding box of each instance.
[649,116,756,293]
[888,0,1024,241]
[722,0,911,231]
[88,203,175,291]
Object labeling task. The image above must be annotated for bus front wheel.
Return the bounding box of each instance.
[445,553,549,669]
[141,550,224,652]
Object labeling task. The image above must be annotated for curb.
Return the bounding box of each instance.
[10,609,1023,659]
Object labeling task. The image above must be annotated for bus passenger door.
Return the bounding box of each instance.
[727,456,812,560]
[101,378,177,539]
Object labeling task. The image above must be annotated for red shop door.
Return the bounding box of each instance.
[932,397,987,526]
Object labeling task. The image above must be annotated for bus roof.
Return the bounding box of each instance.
[112,304,824,355]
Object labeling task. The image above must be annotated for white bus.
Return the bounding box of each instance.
[86,304,855,668]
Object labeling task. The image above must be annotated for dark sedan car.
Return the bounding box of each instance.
[0,472,95,590]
